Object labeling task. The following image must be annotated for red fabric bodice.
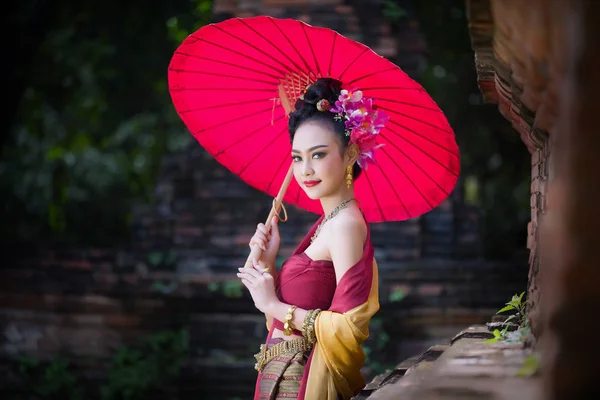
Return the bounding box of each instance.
[272,252,337,334]
[271,215,338,334]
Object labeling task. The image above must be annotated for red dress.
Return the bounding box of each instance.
[254,214,379,400]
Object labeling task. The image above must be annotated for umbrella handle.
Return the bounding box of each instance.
[244,164,294,270]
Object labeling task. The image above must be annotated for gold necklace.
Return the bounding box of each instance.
[310,198,355,243]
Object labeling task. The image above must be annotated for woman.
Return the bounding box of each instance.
[237,78,383,400]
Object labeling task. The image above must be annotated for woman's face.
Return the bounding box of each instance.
[291,121,347,200]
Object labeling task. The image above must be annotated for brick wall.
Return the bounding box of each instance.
[466,0,550,335]
[0,243,526,397]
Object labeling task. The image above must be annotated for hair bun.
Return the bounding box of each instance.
[294,78,342,110]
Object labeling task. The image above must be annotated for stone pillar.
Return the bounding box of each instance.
[466,0,553,337]
[541,0,600,398]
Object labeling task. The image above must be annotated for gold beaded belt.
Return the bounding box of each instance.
[254,336,313,372]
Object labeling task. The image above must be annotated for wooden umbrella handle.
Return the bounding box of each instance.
[244,163,294,269]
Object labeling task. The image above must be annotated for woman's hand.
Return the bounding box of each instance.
[249,216,280,267]
[237,261,278,314]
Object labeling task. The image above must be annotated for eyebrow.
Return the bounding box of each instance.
[291,145,329,153]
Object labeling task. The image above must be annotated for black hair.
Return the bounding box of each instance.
[288,78,362,179]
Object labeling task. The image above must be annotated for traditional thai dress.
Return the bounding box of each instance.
[253,214,380,400]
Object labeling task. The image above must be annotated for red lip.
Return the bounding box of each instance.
[303,180,321,187]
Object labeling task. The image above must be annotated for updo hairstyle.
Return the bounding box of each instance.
[288,78,362,179]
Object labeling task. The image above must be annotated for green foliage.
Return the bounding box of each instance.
[205,280,244,298]
[496,291,528,327]
[152,281,179,294]
[1,0,213,247]
[382,0,407,22]
[11,329,189,399]
[15,356,83,399]
[389,0,531,260]
[363,317,395,376]
[388,287,406,303]
[147,250,178,269]
[101,329,189,400]
[484,292,529,344]
[222,280,244,298]
[483,328,508,344]
[516,352,541,378]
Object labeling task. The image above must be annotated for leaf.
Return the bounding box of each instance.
[207,282,219,292]
[46,146,65,161]
[503,314,517,324]
[516,353,541,377]
[483,337,501,344]
[496,305,515,314]
[388,288,406,303]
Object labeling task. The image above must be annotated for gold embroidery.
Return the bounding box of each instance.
[254,336,313,372]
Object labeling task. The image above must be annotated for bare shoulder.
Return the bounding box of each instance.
[328,208,367,243]
[326,208,367,282]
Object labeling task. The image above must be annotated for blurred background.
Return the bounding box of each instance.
[2,0,531,398]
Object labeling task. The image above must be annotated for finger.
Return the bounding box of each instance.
[252,261,270,273]
[253,232,267,242]
[252,233,268,250]
[240,278,253,288]
[270,216,280,240]
[256,223,270,235]
[239,267,262,280]
[237,272,256,285]
[249,239,267,251]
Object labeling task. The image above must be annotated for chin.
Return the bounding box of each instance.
[303,189,321,200]
[301,184,330,200]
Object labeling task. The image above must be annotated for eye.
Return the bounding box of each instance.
[292,155,301,162]
[312,152,326,159]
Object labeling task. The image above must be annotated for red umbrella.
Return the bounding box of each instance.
[168,16,460,226]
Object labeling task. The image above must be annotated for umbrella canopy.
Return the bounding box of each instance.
[168,16,460,222]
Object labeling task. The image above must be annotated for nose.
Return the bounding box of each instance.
[302,159,314,177]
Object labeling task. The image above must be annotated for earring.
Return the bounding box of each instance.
[346,165,353,188]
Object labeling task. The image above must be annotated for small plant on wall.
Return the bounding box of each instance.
[484,291,541,377]
[484,291,529,344]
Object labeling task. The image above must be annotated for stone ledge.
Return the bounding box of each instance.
[356,325,542,400]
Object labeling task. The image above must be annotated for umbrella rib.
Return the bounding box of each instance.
[212,25,299,76]
[215,115,287,156]
[347,67,399,86]
[238,19,308,74]
[194,106,275,134]
[174,52,282,80]
[338,48,369,82]
[369,159,410,219]
[386,119,459,158]
[380,146,434,209]
[170,69,277,86]
[237,127,289,176]
[269,18,313,73]
[179,98,276,114]
[266,147,292,193]
[384,126,459,177]
[381,132,452,196]
[301,22,321,76]
[379,106,454,135]
[192,37,287,76]
[362,170,388,222]
[328,32,337,77]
